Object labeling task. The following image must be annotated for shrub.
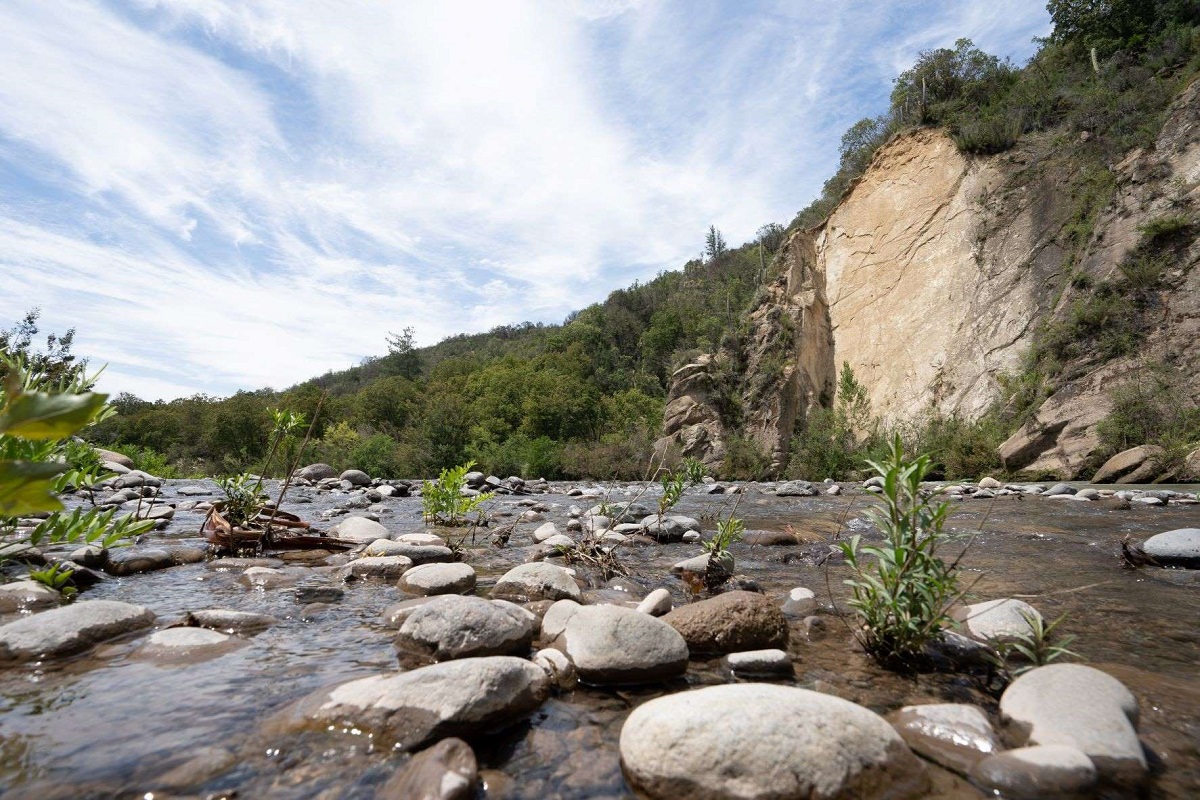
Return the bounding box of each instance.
[108,444,181,479]
[721,435,770,480]
[837,436,961,671]
[421,461,494,525]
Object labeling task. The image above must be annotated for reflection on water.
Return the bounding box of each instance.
[1,482,1197,798]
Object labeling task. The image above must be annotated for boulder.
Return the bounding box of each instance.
[297,463,338,481]
[955,598,1042,643]
[137,627,238,660]
[280,656,549,750]
[0,600,155,662]
[378,737,477,800]
[999,663,1145,783]
[781,587,817,617]
[970,745,1098,800]
[725,648,793,678]
[394,595,536,665]
[339,556,414,581]
[662,590,788,654]
[331,516,391,544]
[776,480,818,496]
[104,547,175,576]
[888,704,1000,775]
[398,563,477,596]
[491,563,581,602]
[556,604,688,685]
[340,469,371,487]
[96,448,134,469]
[619,684,927,800]
[1092,445,1166,484]
[532,647,578,690]
[182,609,278,634]
[0,579,63,614]
[532,522,561,543]
[636,587,672,617]
[1142,528,1200,568]
[539,599,582,640]
[240,567,298,590]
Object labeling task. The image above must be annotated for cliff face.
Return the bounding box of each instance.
[659,78,1200,478]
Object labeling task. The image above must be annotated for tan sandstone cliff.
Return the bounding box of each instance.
[659,78,1200,478]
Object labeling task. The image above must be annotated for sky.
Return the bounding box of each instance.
[0,0,1051,401]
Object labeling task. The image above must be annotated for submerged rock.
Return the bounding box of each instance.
[279,656,549,751]
[331,516,391,544]
[955,598,1042,643]
[970,745,1097,799]
[137,627,239,660]
[888,703,1000,775]
[379,737,478,800]
[182,609,277,634]
[619,684,926,800]
[0,579,63,614]
[0,600,155,662]
[662,590,788,654]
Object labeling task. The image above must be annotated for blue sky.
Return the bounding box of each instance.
[0,0,1051,401]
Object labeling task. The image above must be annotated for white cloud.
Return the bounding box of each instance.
[0,0,1050,400]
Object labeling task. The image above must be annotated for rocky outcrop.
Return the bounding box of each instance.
[654,355,727,471]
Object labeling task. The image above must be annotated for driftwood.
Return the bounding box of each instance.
[203,506,356,554]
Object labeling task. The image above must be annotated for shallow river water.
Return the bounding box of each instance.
[1,481,1198,799]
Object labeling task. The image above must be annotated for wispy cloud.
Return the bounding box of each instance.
[0,0,1050,400]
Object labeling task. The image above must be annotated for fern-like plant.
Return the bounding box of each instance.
[422,461,494,525]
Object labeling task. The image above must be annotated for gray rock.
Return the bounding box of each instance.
[297,463,337,481]
[619,684,927,800]
[283,656,549,750]
[970,745,1098,800]
[532,647,577,690]
[492,563,581,602]
[636,587,672,617]
[540,534,576,549]
[0,579,63,614]
[539,599,582,640]
[138,627,237,659]
[331,516,391,544]
[295,584,344,604]
[725,648,793,677]
[379,737,478,800]
[104,547,175,576]
[340,469,371,487]
[888,704,1001,775]
[382,597,439,627]
[639,515,688,542]
[398,563,477,596]
[339,556,414,581]
[394,595,536,665]
[397,532,446,546]
[671,552,733,575]
[956,598,1042,643]
[177,485,212,496]
[0,600,155,662]
[999,663,1145,783]
[532,522,561,543]
[662,591,788,654]
[776,480,817,496]
[1044,483,1076,496]
[1142,528,1200,568]
[557,604,688,685]
[69,545,107,569]
[240,567,298,590]
[978,477,1003,490]
[183,609,278,634]
[781,587,817,617]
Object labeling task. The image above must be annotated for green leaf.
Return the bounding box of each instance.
[0,459,67,516]
[0,391,108,440]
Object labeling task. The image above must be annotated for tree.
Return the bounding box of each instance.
[890,39,1009,123]
[705,225,728,262]
[0,308,88,387]
[756,223,787,256]
[383,326,423,380]
[1045,0,1189,55]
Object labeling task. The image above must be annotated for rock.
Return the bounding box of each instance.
[662,591,788,654]
[956,598,1042,643]
[1133,495,1164,506]
[96,448,134,468]
[636,587,672,616]
[532,522,561,543]
[1142,528,1200,568]
[383,543,456,565]
[298,463,337,481]
[0,579,63,614]
[540,534,576,549]
[1182,446,1200,481]
[557,604,688,685]
[177,485,212,496]
[639,515,688,543]
[339,556,414,581]
[398,563,477,596]
[1092,444,1166,484]
[671,552,734,575]
[725,648,793,678]
[999,663,1145,783]
[104,547,175,576]
[620,684,926,800]
[378,737,478,800]
[102,460,131,475]
[138,627,237,659]
[978,476,1003,490]
[539,599,581,640]
[70,545,107,569]
[491,563,581,602]
[281,656,549,750]
[888,704,1001,775]
[743,529,802,545]
[382,597,439,627]
[776,480,818,496]
[0,600,155,662]
[970,745,1098,800]
[331,516,391,544]
[397,533,445,546]
[340,469,371,487]
[532,647,577,690]
[826,484,842,495]
[394,596,536,665]
[295,584,344,604]
[183,609,278,634]
[240,567,298,590]
[1043,483,1076,497]
[923,630,995,670]
[781,587,817,617]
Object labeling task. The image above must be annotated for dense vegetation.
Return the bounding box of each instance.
[35,1,1200,482]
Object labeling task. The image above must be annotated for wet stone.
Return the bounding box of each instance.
[378,737,478,800]
[970,745,1098,800]
[557,604,688,685]
[888,703,1001,775]
[104,547,175,576]
[956,598,1042,643]
[781,587,817,617]
[661,590,788,654]
[239,567,298,590]
[725,648,793,678]
[1142,528,1200,568]
[0,600,155,662]
[338,555,413,581]
[394,595,537,666]
[295,583,344,604]
[0,579,63,614]
[183,609,278,634]
[636,587,672,616]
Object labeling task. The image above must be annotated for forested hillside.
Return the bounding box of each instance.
[31,0,1200,482]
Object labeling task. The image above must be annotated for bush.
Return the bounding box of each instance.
[721,435,771,480]
[109,444,181,479]
[1095,370,1200,469]
[837,436,961,671]
[421,461,494,525]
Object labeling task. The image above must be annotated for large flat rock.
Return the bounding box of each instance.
[0,600,155,662]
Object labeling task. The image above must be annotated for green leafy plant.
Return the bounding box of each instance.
[657,468,686,518]
[702,512,744,557]
[681,457,706,486]
[987,611,1079,681]
[28,562,77,600]
[217,473,266,529]
[836,435,963,671]
[422,460,494,525]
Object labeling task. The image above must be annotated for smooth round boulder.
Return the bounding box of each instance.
[636,587,672,616]
[280,656,549,751]
[531,522,561,543]
[297,463,337,481]
[725,648,793,678]
[0,579,63,614]
[104,547,175,576]
[339,555,414,581]
[970,745,1098,799]
[661,590,788,654]
[999,663,1145,783]
[0,600,155,662]
[1142,528,1200,568]
[332,516,391,544]
[340,469,371,487]
[557,604,688,685]
[956,598,1042,642]
[398,562,477,596]
[491,563,581,602]
[620,684,926,800]
[137,627,239,661]
[394,595,536,665]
